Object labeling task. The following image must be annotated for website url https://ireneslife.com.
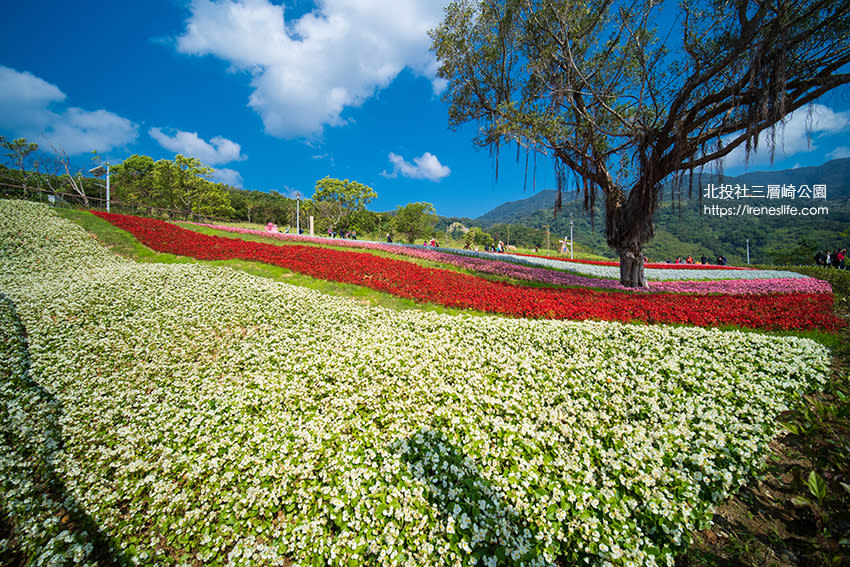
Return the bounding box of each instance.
[703,204,829,217]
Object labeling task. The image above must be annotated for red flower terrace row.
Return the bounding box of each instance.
[92,212,844,332]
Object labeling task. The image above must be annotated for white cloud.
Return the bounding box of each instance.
[719,104,850,169]
[47,108,139,156]
[381,151,450,181]
[0,65,138,156]
[175,0,447,138]
[213,167,244,187]
[0,66,65,132]
[149,127,246,165]
[826,146,850,160]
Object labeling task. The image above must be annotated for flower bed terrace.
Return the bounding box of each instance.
[87,212,841,332]
[0,200,834,566]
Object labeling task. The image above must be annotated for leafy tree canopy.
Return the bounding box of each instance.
[311,177,377,231]
[313,177,377,213]
[393,202,438,243]
[1,136,39,194]
[464,226,495,248]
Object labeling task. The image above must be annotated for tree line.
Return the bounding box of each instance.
[0,136,450,244]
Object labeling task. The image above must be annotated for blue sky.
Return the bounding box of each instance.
[1,0,849,219]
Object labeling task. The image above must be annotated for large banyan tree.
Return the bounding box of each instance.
[431,0,850,286]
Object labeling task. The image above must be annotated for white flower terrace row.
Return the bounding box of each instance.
[0,201,830,567]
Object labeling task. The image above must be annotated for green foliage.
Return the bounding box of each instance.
[172,154,225,216]
[111,154,155,206]
[227,189,295,226]
[111,154,234,219]
[0,137,235,220]
[779,371,850,548]
[392,202,437,244]
[765,238,821,266]
[0,137,39,193]
[0,137,39,163]
[313,177,376,211]
[341,209,389,235]
[311,177,376,231]
[488,223,544,249]
[464,226,494,249]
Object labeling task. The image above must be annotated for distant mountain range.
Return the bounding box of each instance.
[464,158,850,264]
[474,189,564,226]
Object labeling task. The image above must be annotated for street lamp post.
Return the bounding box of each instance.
[296,194,301,234]
[746,238,750,265]
[88,164,110,213]
[569,219,574,259]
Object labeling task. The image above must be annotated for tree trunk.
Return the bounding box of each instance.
[618,246,647,288]
[606,184,655,288]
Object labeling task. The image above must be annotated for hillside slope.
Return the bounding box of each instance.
[472,159,850,263]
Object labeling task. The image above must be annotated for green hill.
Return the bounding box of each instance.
[468,158,850,264]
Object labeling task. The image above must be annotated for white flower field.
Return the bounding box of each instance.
[0,201,832,566]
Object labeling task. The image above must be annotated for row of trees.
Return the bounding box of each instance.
[309,178,442,243]
[0,136,446,243]
[0,136,105,206]
[0,135,569,249]
[0,134,604,251]
[111,154,234,218]
[0,137,236,218]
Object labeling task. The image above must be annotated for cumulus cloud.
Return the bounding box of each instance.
[175,0,447,138]
[0,65,138,155]
[213,167,244,187]
[381,151,450,181]
[719,104,850,169]
[149,127,246,165]
[0,66,65,132]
